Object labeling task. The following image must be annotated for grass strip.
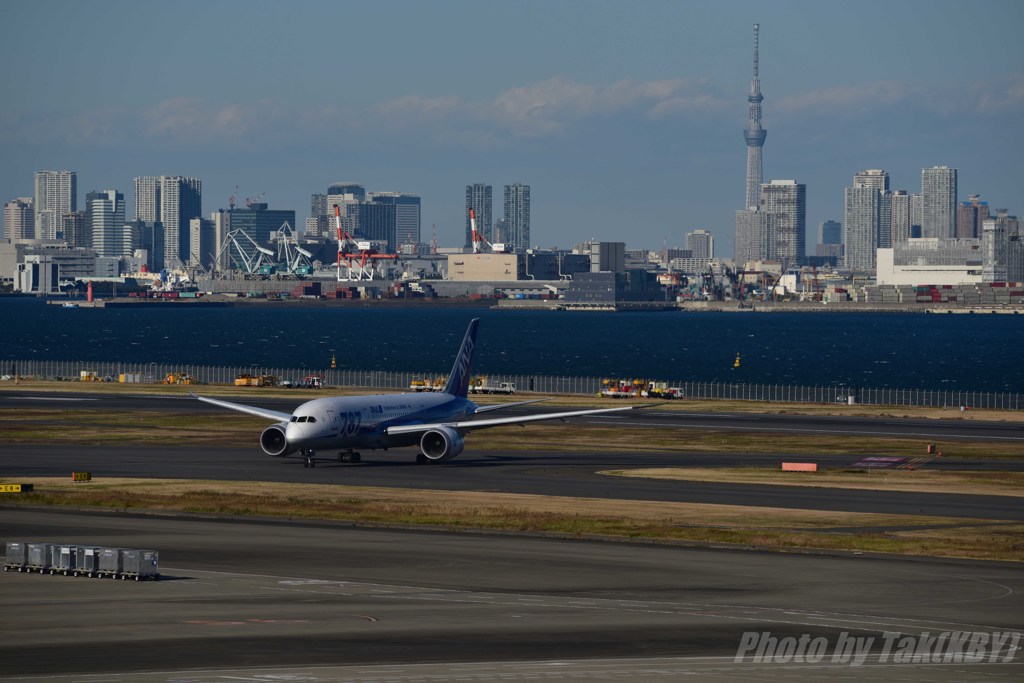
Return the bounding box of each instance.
[2,477,1021,562]
[603,467,1024,497]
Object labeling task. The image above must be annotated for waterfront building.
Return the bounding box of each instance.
[62,211,89,249]
[844,184,879,271]
[135,175,202,269]
[465,183,492,248]
[127,220,163,272]
[957,194,990,239]
[503,183,530,252]
[3,198,34,240]
[876,238,983,286]
[761,180,805,269]
[982,210,1023,283]
[34,170,77,241]
[189,217,217,270]
[921,166,957,239]
[686,229,714,260]
[87,189,127,258]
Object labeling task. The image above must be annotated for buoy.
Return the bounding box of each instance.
[733,353,741,369]
[331,353,337,369]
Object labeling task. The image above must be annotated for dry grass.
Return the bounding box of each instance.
[3,477,1022,562]
[604,467,1024,497]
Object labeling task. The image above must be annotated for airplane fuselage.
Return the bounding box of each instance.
[282,392,477,452]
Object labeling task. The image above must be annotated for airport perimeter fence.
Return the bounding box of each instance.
[4,359,1023,411]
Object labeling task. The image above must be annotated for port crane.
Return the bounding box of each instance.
[333,204,398,281]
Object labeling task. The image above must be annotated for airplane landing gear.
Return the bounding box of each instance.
[301,449,316,468]
[338,450,361,463]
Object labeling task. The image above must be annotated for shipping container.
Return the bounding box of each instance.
[3,541,28,571]
[120,549,160,581]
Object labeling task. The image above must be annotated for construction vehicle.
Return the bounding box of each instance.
[163,372,197,385]
[234,374,278,387]
[299,374,324,389]
[79,371,102,382]
[469,377,516,394]
[641,381,684,399]
[409,377,446,392]
[600,379,644,398]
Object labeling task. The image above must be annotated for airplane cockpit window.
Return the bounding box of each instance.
[297,416,308,423]
[290,416,298,422]
[308,416,317,423]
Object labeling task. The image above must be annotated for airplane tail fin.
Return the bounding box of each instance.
[442,318,479,398]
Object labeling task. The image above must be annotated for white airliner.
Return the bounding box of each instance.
[195,318,646,468]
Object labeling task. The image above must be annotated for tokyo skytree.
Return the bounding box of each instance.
[743,23,767,211]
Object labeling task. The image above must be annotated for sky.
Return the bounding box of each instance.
[2,0,1022,255]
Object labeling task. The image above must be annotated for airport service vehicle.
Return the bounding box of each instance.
[195,319,645,468]
[470,378,516,395]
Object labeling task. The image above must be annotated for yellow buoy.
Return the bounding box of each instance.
[733,353,741,369]
[331,353,337,369]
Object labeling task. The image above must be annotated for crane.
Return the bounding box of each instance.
[333,204,398,281]
[245,192,266,208]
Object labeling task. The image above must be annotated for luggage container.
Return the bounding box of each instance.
[3,541,28,572]
[97,547,127,578]
[49,545,78,575]
[120,549,160,581]
[26,543,54,573]
[73,546,104,577]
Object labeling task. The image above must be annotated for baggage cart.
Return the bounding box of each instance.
[120,549,160,581]
[97,547,127,579]
[26,543,54,573]
[3,541,28,572]
[49,545,78,575]
[73,546,104,577]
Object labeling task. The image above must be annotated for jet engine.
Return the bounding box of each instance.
[419,427,465,461]
[260,422,295,457]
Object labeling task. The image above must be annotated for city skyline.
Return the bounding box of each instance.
[1,0,1021,254]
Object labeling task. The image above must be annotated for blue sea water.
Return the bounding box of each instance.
[1,297,1021,392]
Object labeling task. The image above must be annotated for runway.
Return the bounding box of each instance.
[3,442,1023,521]
[1,508,1021,681]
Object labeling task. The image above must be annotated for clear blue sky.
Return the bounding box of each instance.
[2,0,1022,254]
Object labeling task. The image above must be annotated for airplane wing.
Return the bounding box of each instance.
[193,393,292,422]
[472,398,551,414]
[386,404,643,436]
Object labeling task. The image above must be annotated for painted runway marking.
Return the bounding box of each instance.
[16,396,100,401]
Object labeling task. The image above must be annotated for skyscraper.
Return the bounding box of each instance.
[3,198,34,240]
[890,191,913,243]
[133,176,161,222]
[956,194,990,239]
[686,229,714,260]
[34,170,77,240]
[853,169,892,249]
[921,166,957,239]
[818,220,841,245]
[743,24,767,211]
[843,184,879,271]
[369,192,421,252]
[465,183,492,248]
[503,183,530,252]
[761,180,805,269]
[134,176,201,269]
[87,189,126,258]
[735,209,770,264]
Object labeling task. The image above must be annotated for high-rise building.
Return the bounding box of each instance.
[761,180,805,269]
[87,189,126,258]
[743,24,767,210]
[189,217,217,269]
[326,183,365,226]
[686,229,714,260]
[128,220,164,272]
[3,198,34,240]
[229,202,295,244]
[369,192,421,252]
[843,184,880,271]
[956,194,990,239]
[735,209,770,264]
[818,220,841,245]
[503,183,530,252]
[921,166,957,239]
[465,183,492,248]
[62,211,89,249]
[853,169,892,249]
[34,170,77,240]
[133,176,161,222]
[345,200,396,250]
[135,175,202,269]
[890,191,912,243]
[305,193,330,238]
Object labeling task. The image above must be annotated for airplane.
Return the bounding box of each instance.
[194,318,650,468]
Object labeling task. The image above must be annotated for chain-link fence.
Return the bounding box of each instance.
[3,359,1021,411]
